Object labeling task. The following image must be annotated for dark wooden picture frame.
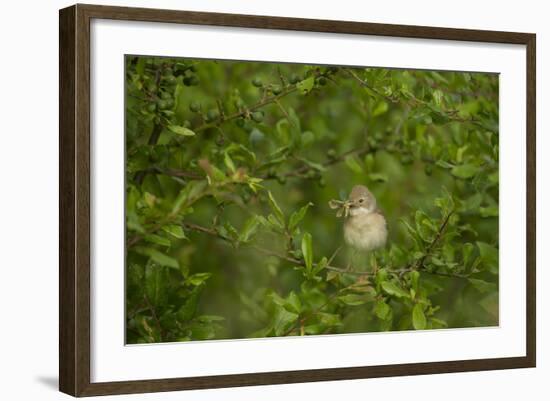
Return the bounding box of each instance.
[59,3,536,397]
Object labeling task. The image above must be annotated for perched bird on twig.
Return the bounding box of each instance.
[330,185,388,269]
[343,185,387,252]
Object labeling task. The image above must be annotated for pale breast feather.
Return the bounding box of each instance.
[343,212,388,252]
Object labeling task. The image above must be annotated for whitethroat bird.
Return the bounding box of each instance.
[330,185,388,270]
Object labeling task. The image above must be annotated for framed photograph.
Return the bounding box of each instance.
[59,4,536,397]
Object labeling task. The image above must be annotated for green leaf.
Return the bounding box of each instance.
[246,176,264,193]
[286,291,302,314]
[436,160,455,169]
[275,119,291,144]
[269,292,286,306]
[374,300,391,320]
[468,278,497,293]
[364,153,375,171]
[317,312,342,327]
[219,221,239,241]
[488,171,499,184]
[412,303,427,330]
[401,219,421,247]
[434,191,455,214]
[162,224,187,239]
[301,232,313,273]
[432,89,443,106]
[301,131,315,147]
[224,151,236,173]
[368,173,388,182]
[477,241,499,274]
[456,145,469,163]
[197,315,225,323]
[451,164,479,179]
[287,108,301,136]
[239,215,261,243]
[430,71,450,84]
[303,324,323,335]
[372,101,388,117]
[375,268,389,288]
[266,214,285,231]
[143,192,156,208]
[430,111,450,124]
[298,157,326,172]
[187,272,212,286]
[288,202,313,232]
[345,155,363,174]
[410,270,420,292]
[461,193,483,212]
[314,256,329,275]
[381,281,410,299]
[168,125,196,136]
[199,160,226,184]
[145,263,166,306]
[135,246,179,269]
[339,293,370,306]
[188,322,219,340]
[225,143,257,163]
[480,206,498,218]
[273,307,299,336]
[135,57,146,75]
[326,270,339,282]
[267,191,285,226]
[429,317,448,328]
[177,286,201,321]
[296,76,314,95]
[462,243,475,267]
[415,210,434,242]
[171,181,207,214]
[144,233,171,247]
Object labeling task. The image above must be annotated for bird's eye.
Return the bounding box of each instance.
[358,198,364,203]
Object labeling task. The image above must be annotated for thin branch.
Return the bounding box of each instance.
[267,145,372,180]
[194,86,298,133]
[129,86,298,185]
[414,210,455,270]
[344,68,397,103]
[134,67,165,182]
[133,123,164,184]
[343,68,494,133]
[130,207,466,282]
[139,143,373,184]
[328,246,342,265]
[274,98,295,128]
[182,222,368,276]
[143,294,164,341]
[276,66,287,87]
[422,270,471,279]
[131,69,342,184]
[185,213,465,280]
[144,166,204,180]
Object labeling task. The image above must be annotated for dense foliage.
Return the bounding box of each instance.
[125,56,499,343]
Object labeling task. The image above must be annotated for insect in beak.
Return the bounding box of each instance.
[329,199,352,218]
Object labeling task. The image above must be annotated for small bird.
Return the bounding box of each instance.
[343,185,388,253]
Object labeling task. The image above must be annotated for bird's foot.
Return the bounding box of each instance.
[370,253,379,275]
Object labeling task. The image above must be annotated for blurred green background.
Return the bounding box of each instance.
[125,56,499,343]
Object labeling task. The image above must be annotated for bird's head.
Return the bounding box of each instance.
[347,185,377,216]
